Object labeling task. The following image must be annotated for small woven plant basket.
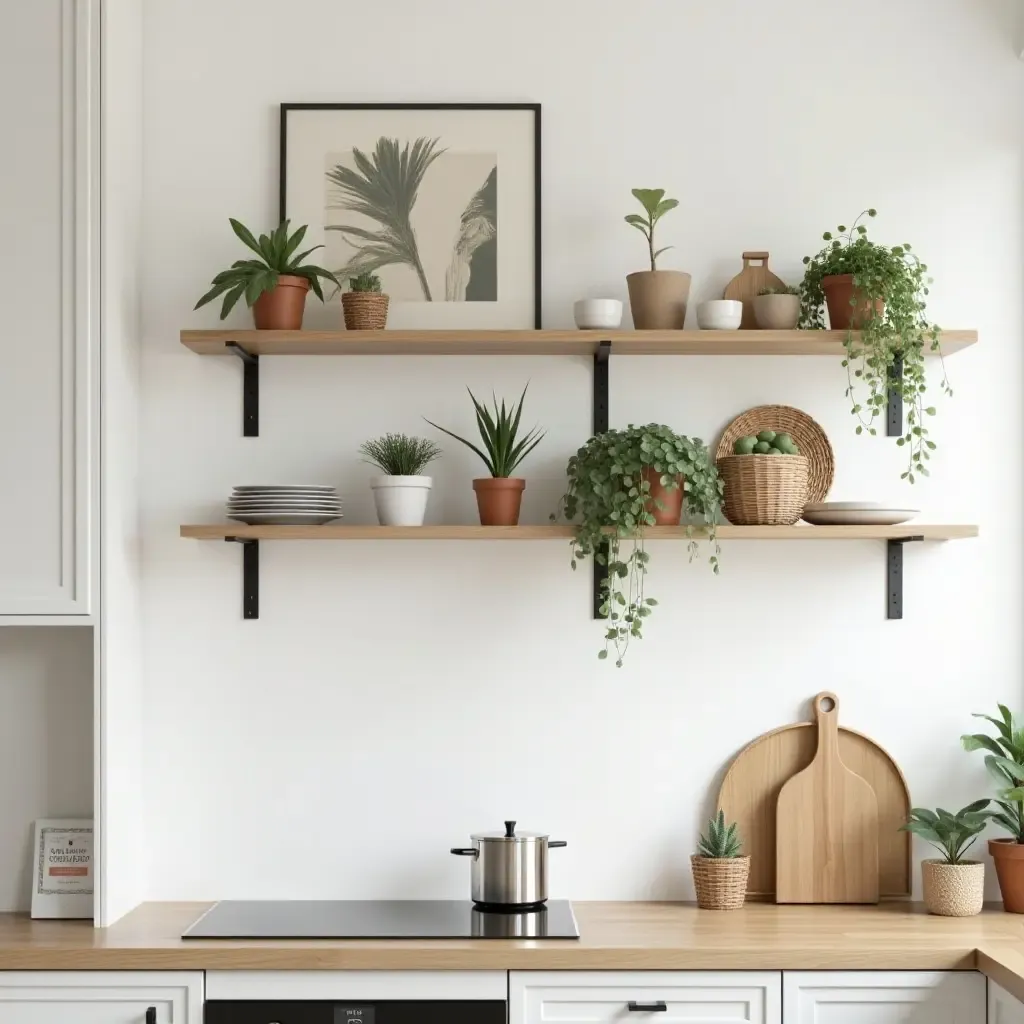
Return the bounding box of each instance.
[691,855,750,910]
[342,292,389,330]
[718,454,809,526]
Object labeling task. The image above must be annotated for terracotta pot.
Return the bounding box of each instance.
[752,293,800,330]
[921,859,984,917]
[991,838,1024,912]
[626,270,691,329]
[473,478,526,526]
[642,467,683,526]
[251,274,310,330]
[821,273,884,330]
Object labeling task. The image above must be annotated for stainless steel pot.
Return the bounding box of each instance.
[451,820,567,907]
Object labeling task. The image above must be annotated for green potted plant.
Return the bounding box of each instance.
[194,219,338,330]
[799,209,951,484]
[426,385,545,526]
[691,811,749,910]
[962,706,1024,912]
[343,272,390,330]
[554,424,722,666]
[752,284,800,330]
[900,802,988,916]
[624,188,689,328]
[359,434,442,527]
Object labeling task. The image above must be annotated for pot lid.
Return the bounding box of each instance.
[471,819,548,841]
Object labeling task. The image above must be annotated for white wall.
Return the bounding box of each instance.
[0,628,93,911]
[140,0,1024,900]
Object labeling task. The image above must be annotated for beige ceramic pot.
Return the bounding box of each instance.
[752,293,801,330]
[626,270,691,329]
[921,859,984,917]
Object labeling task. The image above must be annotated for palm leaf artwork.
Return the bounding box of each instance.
[445,166,497,301]
[326,137,444,301]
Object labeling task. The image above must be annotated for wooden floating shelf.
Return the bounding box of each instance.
[180,328,978,358]
[181,524,978,542]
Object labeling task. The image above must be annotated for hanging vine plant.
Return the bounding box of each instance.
[554,424,722,667]
[798,209,951,483]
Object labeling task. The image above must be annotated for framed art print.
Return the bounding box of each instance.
[31,818,93,919]
[280,103,540,329]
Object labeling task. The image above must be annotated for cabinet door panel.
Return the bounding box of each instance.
[0,0,94,614]
[783,971,984,1024]
[991,982,1024,1024]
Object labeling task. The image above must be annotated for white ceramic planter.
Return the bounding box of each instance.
[370,475,433,526]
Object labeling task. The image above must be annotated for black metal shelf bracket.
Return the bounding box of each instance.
[886,355,904,437]
[225,537,259,619]
[226,341,260,437]
[886,534,923,619]
[592,340,611,619]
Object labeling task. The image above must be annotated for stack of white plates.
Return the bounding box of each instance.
[227,485,343,525]
[802,501,920,526]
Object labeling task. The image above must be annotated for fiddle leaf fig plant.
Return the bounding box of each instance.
[799,209,950,483]
[900,802,990,864]
[962,705,1024,841]
[554,424,722,667]
[625,188,679,271]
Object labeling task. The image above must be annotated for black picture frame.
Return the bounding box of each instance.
[279,102,542,328]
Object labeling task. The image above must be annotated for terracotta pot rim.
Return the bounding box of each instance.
[990,837,1024,854]
[473,477,526,491]
[274,274,311,290]
[821,273,856,286]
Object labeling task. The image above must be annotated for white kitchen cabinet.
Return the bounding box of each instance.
[783,971,985,1024]
[991,982,1024,1024]
[0,972,203,1022]
[510,971,781,1024]
[0,0,98,616]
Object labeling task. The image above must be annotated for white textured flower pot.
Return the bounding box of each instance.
[370,476,432,526]
[922,859,984,917]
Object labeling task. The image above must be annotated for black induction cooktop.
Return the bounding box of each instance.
[182,899,579,940]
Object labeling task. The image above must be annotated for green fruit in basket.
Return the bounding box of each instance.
[733,435,758,455]
[756,429,777,443]
[753,440,771,454]
[767,447,783,455]
[774,432,795,452]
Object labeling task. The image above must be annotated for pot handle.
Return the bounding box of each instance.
[548,840,568,849]
[450,848,479,857]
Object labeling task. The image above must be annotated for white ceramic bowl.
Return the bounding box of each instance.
[574,298,623,330]
[696,299,743,330]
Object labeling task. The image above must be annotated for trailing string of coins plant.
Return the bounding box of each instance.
[798,209,950,483]
[554,424,722,667]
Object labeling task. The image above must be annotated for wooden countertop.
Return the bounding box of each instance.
[1,902,1024,982]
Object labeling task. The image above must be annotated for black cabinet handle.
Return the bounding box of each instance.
[450,848,478,856]
[548,840,568,849]
[145,1009,157,1024]
[628,1002,667,1012]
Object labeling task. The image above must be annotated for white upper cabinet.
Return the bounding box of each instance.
[784,971,985,1024]
[0,0,97,616]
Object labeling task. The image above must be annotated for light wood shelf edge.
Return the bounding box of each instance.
[180,524,979,541]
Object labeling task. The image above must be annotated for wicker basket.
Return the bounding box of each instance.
[717,454,809,526]
[342,292,389,330]
[691,855,750,910]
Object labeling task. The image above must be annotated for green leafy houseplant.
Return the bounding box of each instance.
[962,705,1024,841]
[799,209,950,483]
[425,385,544,478]
[359,434,441,476]
[697,811,743,859]
[900,802,989,864]
[554,424,722,666]
[349,273,382,293]
[625,188,679,271]
[194,219,338,318]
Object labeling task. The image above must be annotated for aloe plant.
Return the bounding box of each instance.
[194,219,338,319]
[962,705,1024,840]
[696,811,742,859]
[425,385,544,478]
[349,273,382,293]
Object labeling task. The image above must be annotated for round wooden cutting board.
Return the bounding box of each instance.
[723,251,788,328]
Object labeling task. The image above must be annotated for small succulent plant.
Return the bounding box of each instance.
[757,284,799,296]
[349,272,383,293]
[697,810,743,859]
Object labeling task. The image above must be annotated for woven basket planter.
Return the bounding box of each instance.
[691,855,749,910]
[718,454,809,526]
[922,859,984,917]
[342,292,389,330]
